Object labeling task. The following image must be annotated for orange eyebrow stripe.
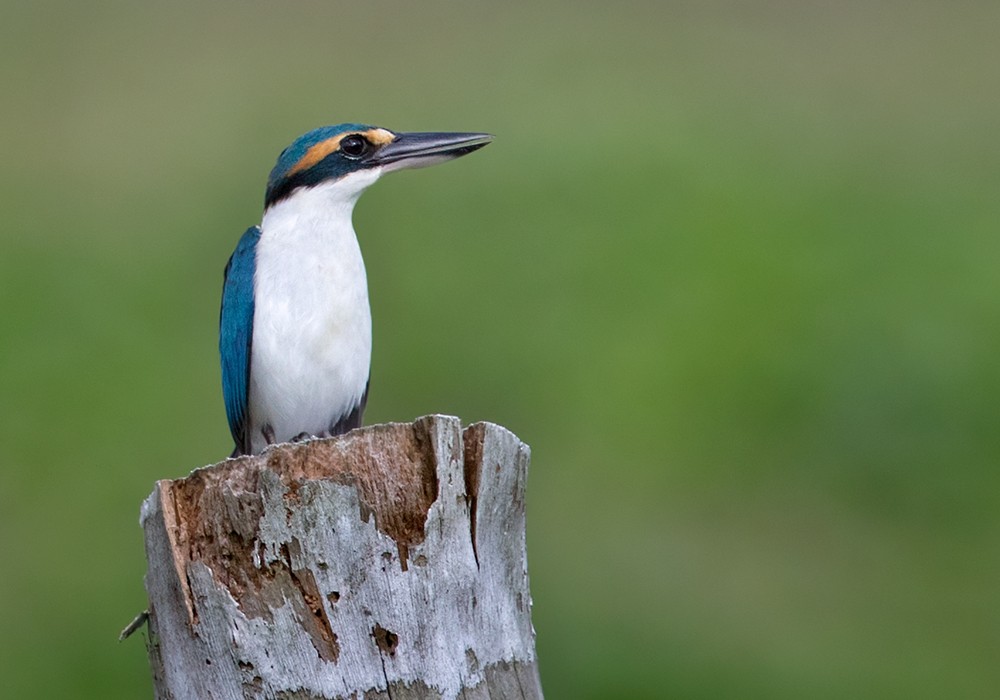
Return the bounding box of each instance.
[288,135,348,176]
[287,128,397,176]
[363,128,396,146]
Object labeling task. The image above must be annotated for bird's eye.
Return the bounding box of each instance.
[340,135,369,159]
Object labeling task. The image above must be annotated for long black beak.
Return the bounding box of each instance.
[369,131,494,171]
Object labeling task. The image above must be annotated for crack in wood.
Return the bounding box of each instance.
[462,424,485,569]
[286,538,340,662]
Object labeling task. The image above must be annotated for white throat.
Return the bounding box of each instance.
[261,168,383,232]
[248,170,382,453]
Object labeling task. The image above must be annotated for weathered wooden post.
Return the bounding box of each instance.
[139,415,542,699]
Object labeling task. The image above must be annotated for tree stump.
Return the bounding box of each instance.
[140,415,542,699]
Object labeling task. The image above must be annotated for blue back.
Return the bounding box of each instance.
[219,225,261,453]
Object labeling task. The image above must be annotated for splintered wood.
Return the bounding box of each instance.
[140,415,542,699]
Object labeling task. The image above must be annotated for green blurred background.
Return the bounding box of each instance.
[2,1,998,697]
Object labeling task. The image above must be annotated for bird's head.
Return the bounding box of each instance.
[264,124,493,209]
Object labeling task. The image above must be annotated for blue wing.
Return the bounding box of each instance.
[220,226,261,455]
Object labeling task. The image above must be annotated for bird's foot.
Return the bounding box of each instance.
[262,424,276,445]
[291,432,313,443]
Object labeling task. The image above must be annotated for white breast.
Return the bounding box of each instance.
[248,170,381,454]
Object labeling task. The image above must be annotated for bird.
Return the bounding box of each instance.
[219,124,493,456]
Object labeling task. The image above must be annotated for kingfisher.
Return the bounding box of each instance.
[219,124,492,456]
